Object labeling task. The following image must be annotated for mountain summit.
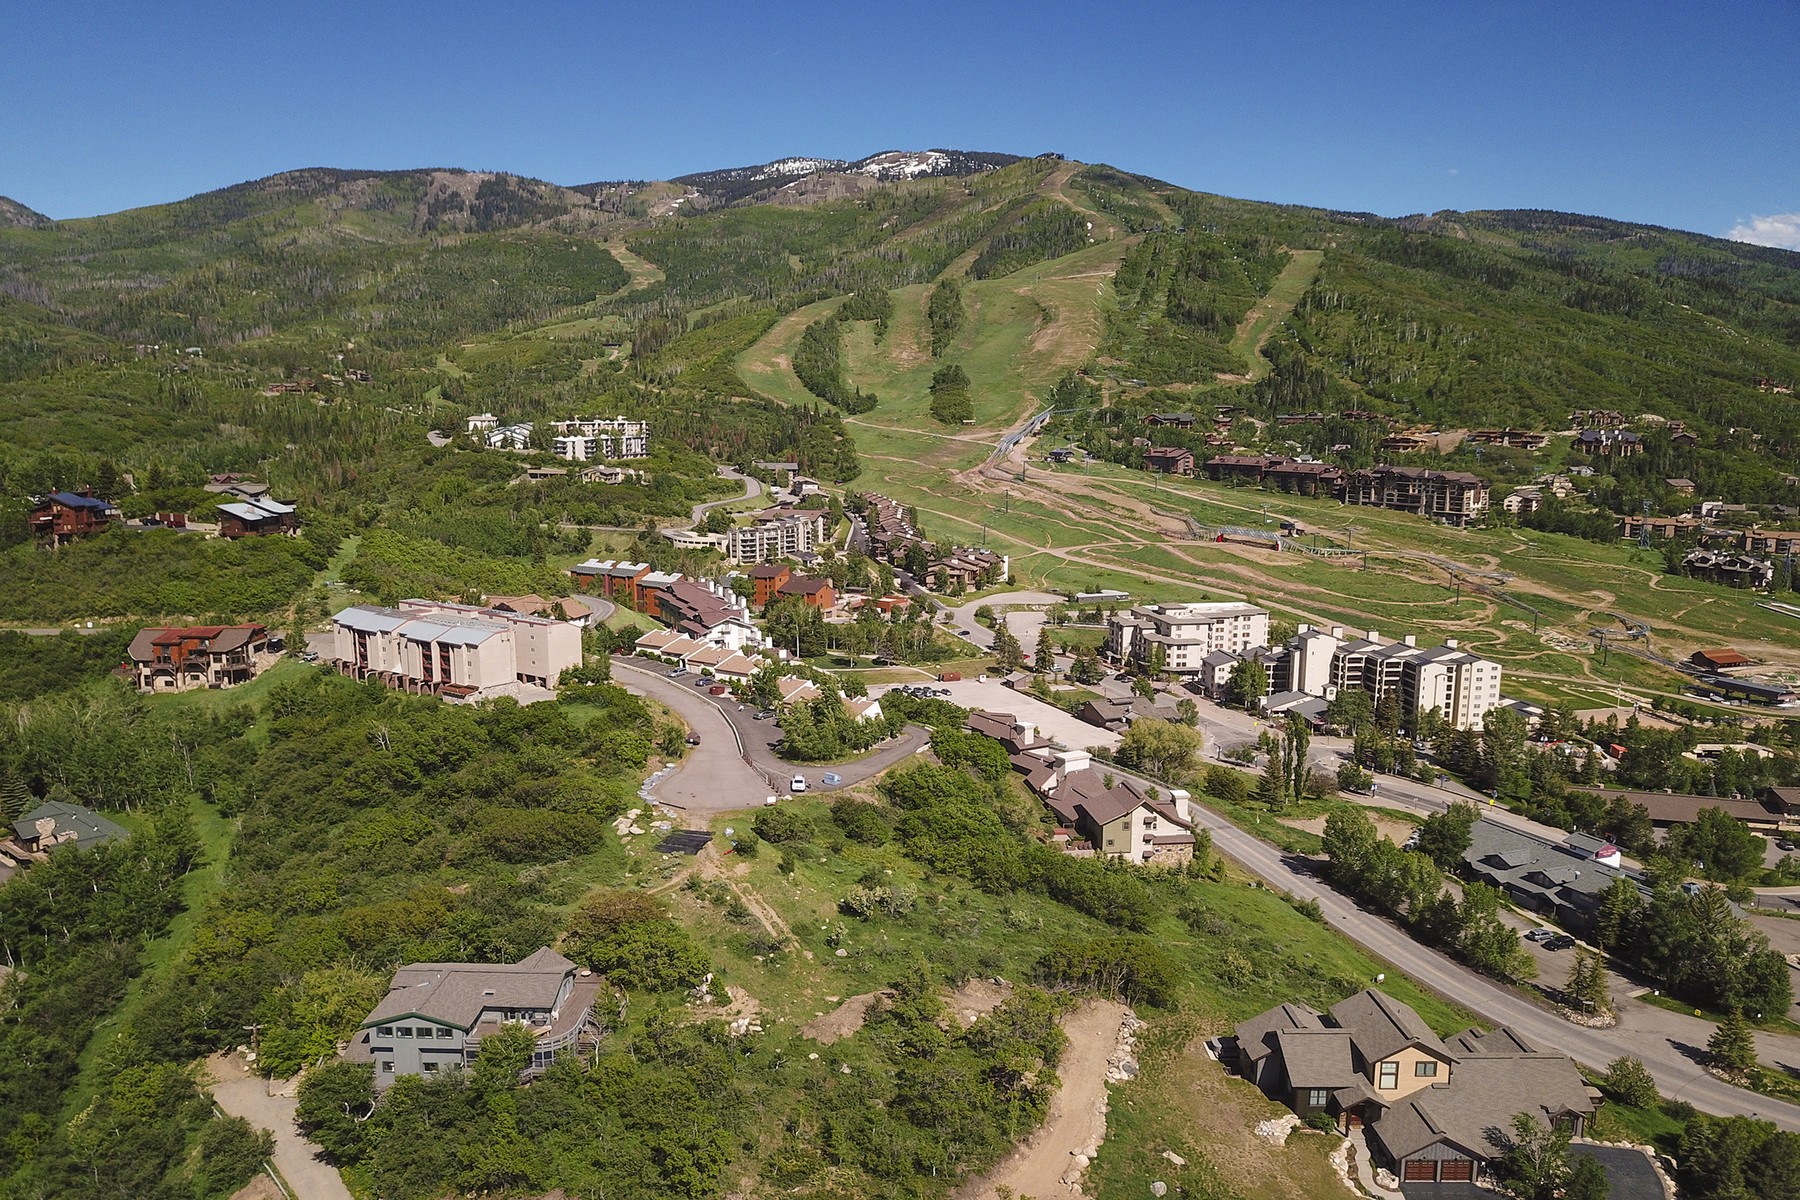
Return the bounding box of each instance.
[0,196,51,228]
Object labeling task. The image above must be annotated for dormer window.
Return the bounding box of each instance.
[1378,1061,1399,1089]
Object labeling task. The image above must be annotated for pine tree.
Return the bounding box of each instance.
[1255,752,1290,810]
[1708,1009,1756,1074]
[992,625,1025,673]
[1033,629,1055,674]
[1566,948,1611,1013]
[0,772,30,823]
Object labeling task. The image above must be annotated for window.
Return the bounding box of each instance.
[1378,1062,1399,1090]
[437,1027,454,1039]
[1307,1089,1329,1108]
[422,1062,437,1072]
[1415,1061,1439,1078]
[381,1061,395,1073]
[397,1027,414,1038]
[377,1026,393,1037]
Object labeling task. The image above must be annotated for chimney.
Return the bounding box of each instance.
[1403,634,1416,648]
[1055,749,1092,781]
[1015,721,1037,744]
[1445,638,1459,649]
[1367,630,1380,642]
[1331,626,1345,638]
[1168,789,1192,824]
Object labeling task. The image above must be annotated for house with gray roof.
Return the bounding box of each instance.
[1461,821,1646,931]
[1232,988,1598,1185]
[346,948,603,1087]
[6,801,128,858]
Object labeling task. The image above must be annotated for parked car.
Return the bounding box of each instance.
[790,775,808,793]
[1543,935,1577,951]
[821,773,842,786]
[1779,839,1797,853]
[936,688,953,697]
[685,734,701,746]
[1524,928,1556,943]
[669,667,687,677]
[755,710,775,720]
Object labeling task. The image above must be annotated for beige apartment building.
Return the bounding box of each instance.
[1106,602,1271,676]
[332,600,582,700]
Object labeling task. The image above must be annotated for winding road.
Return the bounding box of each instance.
[613,659,929,812]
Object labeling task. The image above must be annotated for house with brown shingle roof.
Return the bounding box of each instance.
[1232,988,1597,1185]
[127,624,275,692]
[346,948,601,1088]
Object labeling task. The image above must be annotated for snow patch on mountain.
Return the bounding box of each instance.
[851,151,952,179]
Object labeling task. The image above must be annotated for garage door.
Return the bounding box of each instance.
[1403,1160,1438,1182]
[1439,1159,1474,1182]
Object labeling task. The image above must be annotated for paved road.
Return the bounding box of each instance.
[940,591,1066,654]
[614,660,930,811]
[206,1054,353,1200]
[668,466,762,532]
[1182,793,1800,1130]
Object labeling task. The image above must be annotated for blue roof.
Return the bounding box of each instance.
[49,491,113,509]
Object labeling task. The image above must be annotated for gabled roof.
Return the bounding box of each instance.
[1275,1029,1359,1089]
[361,948,577,1030]
[1233,1002,1325,1065]
[218,497,296,521]
[1328,988,1447,1065]
[1369,1055,1596,1163]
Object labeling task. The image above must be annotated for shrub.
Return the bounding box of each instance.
[1602,1056,1659,1108]
[1037,935,1179,1006]
[752,807,815,844]
[563,889,709,992]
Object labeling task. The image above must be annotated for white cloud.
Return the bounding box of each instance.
[1444,168,1459,176]
[1727,212,1800,250]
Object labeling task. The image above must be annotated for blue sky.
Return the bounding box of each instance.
[4,0,1797,246]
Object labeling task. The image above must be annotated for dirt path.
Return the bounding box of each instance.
[958,999,1130,1200]
[696,845,796,945]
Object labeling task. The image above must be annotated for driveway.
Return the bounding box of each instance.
[615,660,929,810]
[1572,1144,1666,1200]
[205,1053,352,1200]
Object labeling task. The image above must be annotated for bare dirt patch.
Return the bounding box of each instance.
[957,999,1130,1200]
[802,990,888,1045]
[1282,812,1417,847]
[947,977,1015,1027]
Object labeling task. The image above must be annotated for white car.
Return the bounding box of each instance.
[1524,928,1557,943]
[790,775,807,793]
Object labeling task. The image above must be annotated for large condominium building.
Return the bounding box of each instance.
[1106,602,1271,676]
[1341,466,1490,527]
[726,509,828,563]
[1269,625,1502,731]
[331,600,582,699]
[548,417,650,461]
